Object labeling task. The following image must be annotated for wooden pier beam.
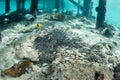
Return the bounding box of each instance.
[69,0,83,11]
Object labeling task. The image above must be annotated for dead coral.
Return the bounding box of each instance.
[34,26,71,64]
[34,26,89,64]
[86,53,103,63]
[85,42,116,63]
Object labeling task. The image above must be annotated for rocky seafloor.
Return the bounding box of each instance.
[0,13,120,80]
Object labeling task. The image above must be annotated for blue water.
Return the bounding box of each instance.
[92,0,120,29]
[0,0,120,29]
[106,0,120,28]
[0,0,30,13]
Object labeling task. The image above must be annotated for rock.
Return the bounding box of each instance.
[3,18,10,23]
[87,53,103,63]
[24,14,35,21]
[108,57,116,65]
[3,60,33,77]
[52,8,58,13]
[19,28,33,33]
[47,65,55,75]
[41,63,49,76]
[80,17,92,25]
[91,29,99,34]
[12,34,39,61]
[103,22,116,31]
[117,33,120,37]
[49,13,65,21]
[38,10,44,14]
[103,28,114,37]
[95,72,104,80]
[41,63,55,78]
[0,32,1,41]
[114,63,120,80]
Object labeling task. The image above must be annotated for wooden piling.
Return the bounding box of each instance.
[82,0,92,18]
[96,0,107,29]
[5,0,10,13]
[30,0,39,13]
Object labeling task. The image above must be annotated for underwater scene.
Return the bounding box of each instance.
[0,0,120,80]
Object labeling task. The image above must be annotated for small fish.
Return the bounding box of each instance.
[36,23,43,29]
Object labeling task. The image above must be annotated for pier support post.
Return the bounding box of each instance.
[5,0,10,13]
[55,0,60,12]
[16,0,25,12]
[82,0,93,18]
[30,0,39,13]
[96,0,107,29]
